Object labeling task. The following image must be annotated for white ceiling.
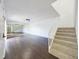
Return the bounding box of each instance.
[5,0,59,23]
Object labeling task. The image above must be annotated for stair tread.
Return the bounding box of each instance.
[53,39,77,49]
[55,38,77,43]
[51,43,77,57]
[50,49,77,59]
[55,36,77,43]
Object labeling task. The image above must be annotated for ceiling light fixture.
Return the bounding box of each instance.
[26,19,30,22]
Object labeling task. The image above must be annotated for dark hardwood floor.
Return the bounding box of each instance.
[5,34,58,59]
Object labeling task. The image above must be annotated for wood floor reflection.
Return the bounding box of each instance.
[5,34,58,59]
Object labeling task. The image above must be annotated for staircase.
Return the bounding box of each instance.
[49,28,78,59]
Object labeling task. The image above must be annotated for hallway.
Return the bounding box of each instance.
[5,34,58,59]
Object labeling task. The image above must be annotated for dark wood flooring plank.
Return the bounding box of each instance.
[5,34,58,59]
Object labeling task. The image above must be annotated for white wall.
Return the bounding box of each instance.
[52,0,76,27]
[0,0,5,59]
[23,17,59,38]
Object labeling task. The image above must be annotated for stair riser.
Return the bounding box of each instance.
[57,30,75,33]
[56,32,76,35]
[56,38,77,43]
[55,36,76,40]
[56,33,76,37]
[58,28,75,30]
[55,35,76,38]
